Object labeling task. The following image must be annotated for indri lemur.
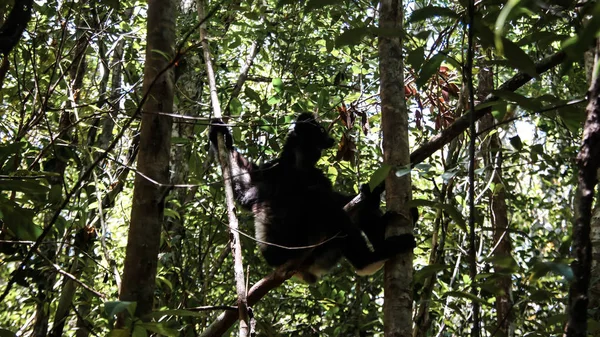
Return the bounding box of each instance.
[210,113,416,283]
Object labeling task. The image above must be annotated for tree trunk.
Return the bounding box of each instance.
[118,0,176,318]
[567,37,600,337]
[477,59,514,337]
[378,1,413,337]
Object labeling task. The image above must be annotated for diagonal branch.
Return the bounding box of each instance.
[197,1,249,335]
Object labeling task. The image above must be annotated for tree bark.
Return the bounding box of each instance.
[118,0,175,318]
[197,0,249,335]
[379,1,413,337]
[567,37,600,337]
[477,58,514,337]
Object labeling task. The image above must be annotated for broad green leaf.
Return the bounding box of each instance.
[414,264,450,282]
[132,324,148,337]
[529,260,574,282]
[486,254,518,272]
[107,330,129,337]
[0,179,49,195]
[492,90,542,111]
[305,0,342,11]
[139,322,178,336]
[491,101,507,121]
[228,97,242,116]
[409,199,467,233]
[416,53,445,88]
[408,6,459,23]
[559,106,586,132]
[267,95,280,105]
[501,37,537,77]
[445,291,491,306]
[272,78,284,93]
[368,164,391,191]
[244,87,262,104]
[0,200,40,240]
[336,27,370,47]
[407,46,425,70]
[546,313,568,326]
[509,135,523,150]
[0,142,25,169]
[317,89,329,109]
[105,301,137,318]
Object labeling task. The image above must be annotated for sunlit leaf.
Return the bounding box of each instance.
[368,164,392,191]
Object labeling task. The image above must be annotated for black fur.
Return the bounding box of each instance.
[210,113,416,283]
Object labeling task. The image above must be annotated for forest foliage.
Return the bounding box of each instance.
[0,0,596,336]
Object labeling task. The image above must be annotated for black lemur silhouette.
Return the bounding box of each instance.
[209,113,416,283]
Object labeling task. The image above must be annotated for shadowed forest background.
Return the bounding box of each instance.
[0,0,598,336]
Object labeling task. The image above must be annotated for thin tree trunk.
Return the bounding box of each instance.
[118,0,176,319]
[197,0,249,334]
[567,37,600,337]
[378,1,413,337]
[478,60,514,337]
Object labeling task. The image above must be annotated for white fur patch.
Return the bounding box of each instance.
[356,260,386,276]
[253,204,270,245]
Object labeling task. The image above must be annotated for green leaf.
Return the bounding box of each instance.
[486,254,518,272]
[272,78,284,93]
[0,199,41,240]
[416,53,445,88]
[501,37,537,77]
[132,324,148,337]
[244,87,262,104]
[509,135,523,150]
[305,0,342,11]
[368,164,391,191]
[414,264,450,283]
[267,95,280,105]
[407,46,425,70]
[228,97,243,116]
[408,199,467,233]
[408,6,459,23]
[0,142,25,169]
[0,328,16,337]
[107,329,130,337]
[317,89,329,109]
[490,101,507,120]
[445,291,491,306]
[492,90,542,111]
[105,301,137,318]
[559,106,586,132]
[139,322,178,336]
[529,260,574,282]
[336,27,370,47]
[0,179,49,195]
